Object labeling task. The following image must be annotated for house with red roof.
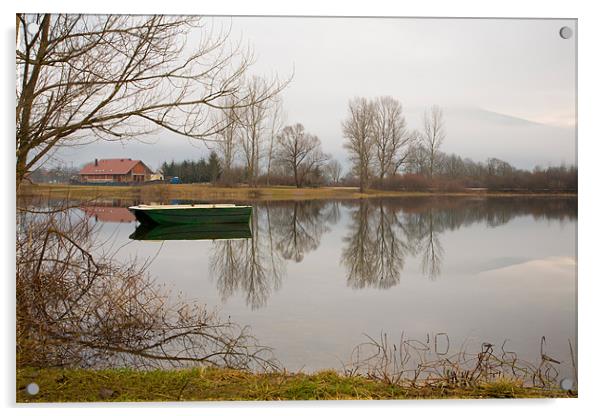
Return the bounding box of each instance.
[78,158,154,183]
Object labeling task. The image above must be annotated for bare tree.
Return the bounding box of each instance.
[324,159,343,184]
[212,97,241,185]
[420,105,446,179]
[275,123,329,188]
[342,98,375,193]
[404,138,429,175]
[266,98,285,186]
[16,14,288,187]
[238,76,275,185]
[372,96,412,184]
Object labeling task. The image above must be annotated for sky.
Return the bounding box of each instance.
[55,17,577,171]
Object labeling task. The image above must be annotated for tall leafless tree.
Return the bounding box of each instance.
[238,76,276,185]
[342,98,375,193]
[212,97,241,185]
[275,123,329,188]
[324,159,343,184]
[420,105,446,179]
[265,98,285,186]
[16,14,288,188]
[372,96,413,184]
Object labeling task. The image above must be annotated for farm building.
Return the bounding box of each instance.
[78,158,154,183]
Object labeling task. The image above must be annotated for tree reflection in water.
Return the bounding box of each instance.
[271,200,339,262]
[211,207,284,310]
[341,196,577,287]
[210,197,575,305]
[341,200,413,289]
[210,200,340,308]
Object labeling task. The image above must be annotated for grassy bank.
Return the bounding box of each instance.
[18,183,577,202]
[16,367,574,402]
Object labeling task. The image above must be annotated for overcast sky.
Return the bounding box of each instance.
[56,17,576,171]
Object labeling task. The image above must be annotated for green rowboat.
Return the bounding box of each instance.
[128,204,252,225]
[129,222,252,241]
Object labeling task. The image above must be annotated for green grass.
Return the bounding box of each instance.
[16,367,575,402]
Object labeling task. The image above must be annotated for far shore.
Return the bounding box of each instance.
[18,183,577,202]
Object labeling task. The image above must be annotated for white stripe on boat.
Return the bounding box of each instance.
[129,204,251,210]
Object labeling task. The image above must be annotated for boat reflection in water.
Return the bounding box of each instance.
[129,222,252,241]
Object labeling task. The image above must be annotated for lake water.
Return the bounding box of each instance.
[75,196,577,376]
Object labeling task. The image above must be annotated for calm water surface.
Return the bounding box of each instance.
[81,197,577,375]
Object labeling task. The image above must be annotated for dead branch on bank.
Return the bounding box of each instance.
[343,331,573,390]
[16,209,277,371]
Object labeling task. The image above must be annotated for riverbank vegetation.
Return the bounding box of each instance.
[18,183,576,204]
[16,209,277,371]
[17,367,574,402]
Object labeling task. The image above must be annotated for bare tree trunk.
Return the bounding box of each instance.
[420,105,446,180]
[372,96,410,187]
[342,98,375,193]
[266,99,284,186]
[239,76,279,187]
[294,164,299,188]
[274,123,328,189]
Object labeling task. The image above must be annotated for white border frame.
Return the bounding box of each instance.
[4,1,599,415]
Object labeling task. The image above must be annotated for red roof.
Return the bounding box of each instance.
[79,158,144,175]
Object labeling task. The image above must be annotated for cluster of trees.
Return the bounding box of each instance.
[211,89,342,187]
[27,165,78,184]
[160,152,222,184]
[402,153,578,191]
[161,119,341,187]
[342,97,577,192]
[16,14,288,188]
[342,96,425,192]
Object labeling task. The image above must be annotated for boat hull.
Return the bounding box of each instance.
[129,205,252,225]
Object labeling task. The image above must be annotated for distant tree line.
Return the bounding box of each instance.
[160,152,222,184]
[341,96,576,192]
[28,165,79,184]
[397,153,577,192]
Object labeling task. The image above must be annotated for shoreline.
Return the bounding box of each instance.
[16,367,575,402]
[18,183,578,202]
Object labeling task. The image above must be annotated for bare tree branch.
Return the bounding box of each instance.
[16,14,290,187]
